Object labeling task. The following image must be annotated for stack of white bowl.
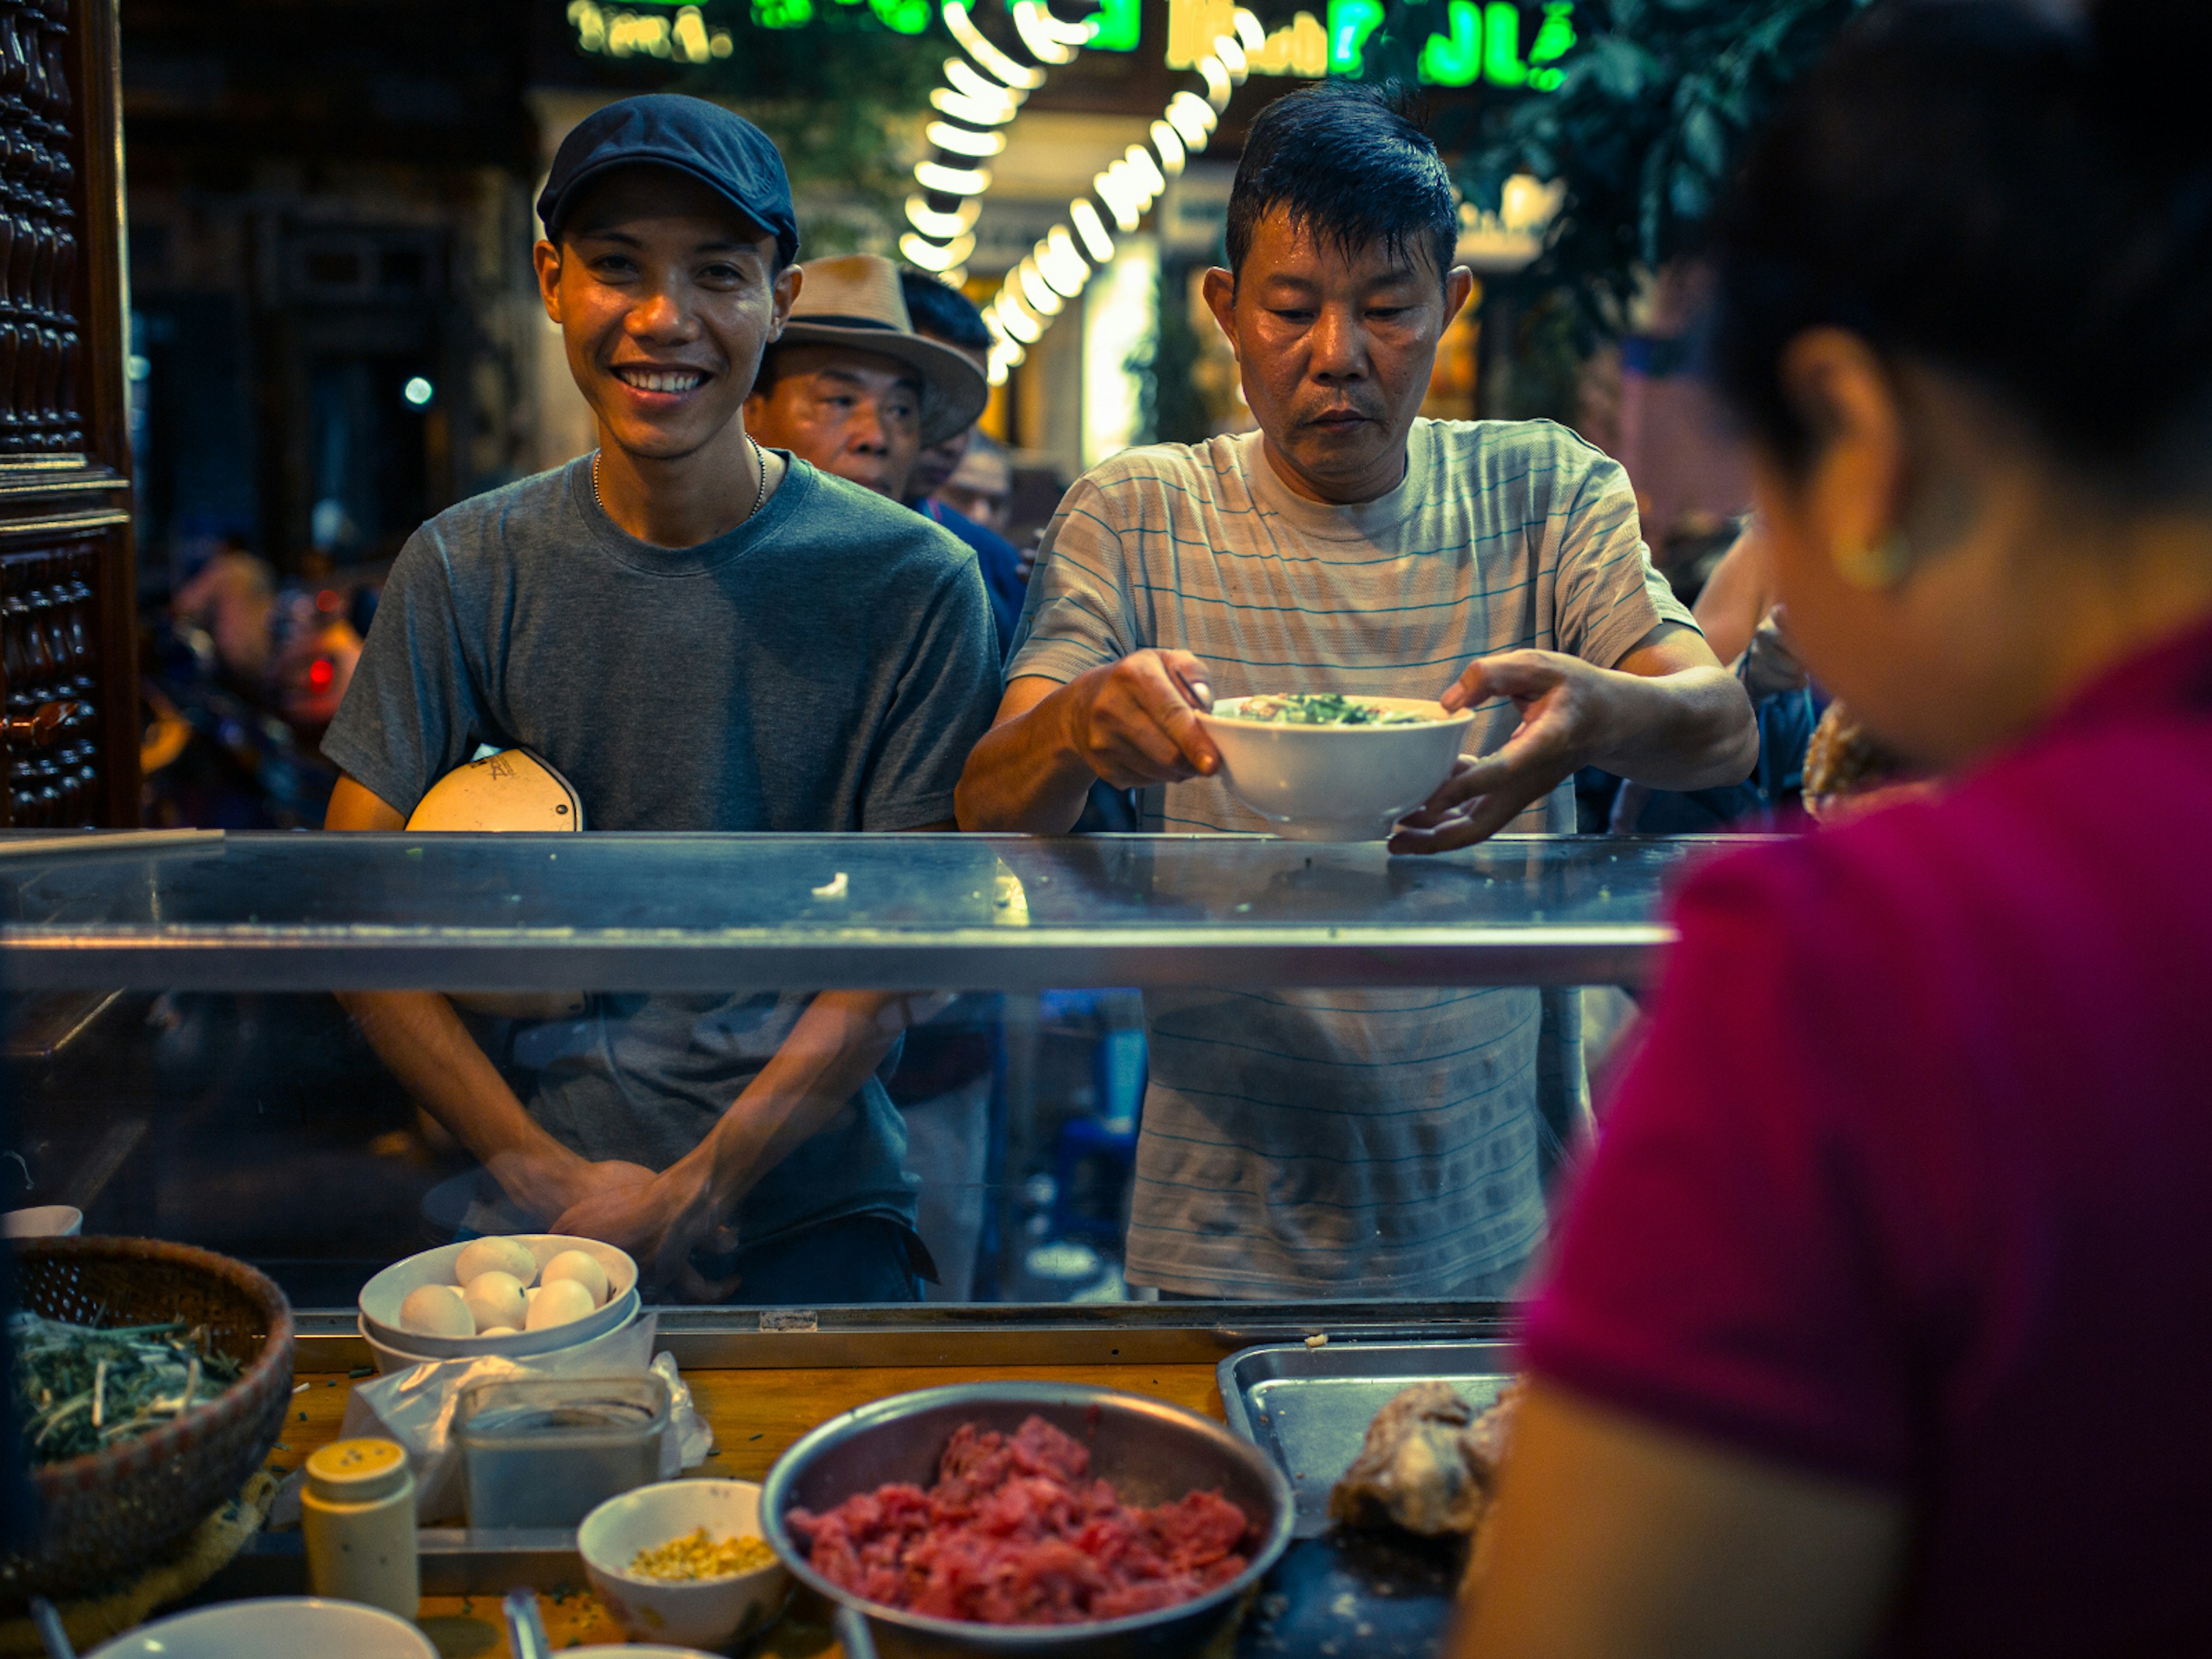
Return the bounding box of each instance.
[355,1235,641,1374]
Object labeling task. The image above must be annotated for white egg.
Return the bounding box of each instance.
[400,1283,475,1339]
[540,1249,611,1308]
[525,1278,595,1331]
[454,1237,539,1289]
[461,1270,527,1332]
[478,1326,519,1338]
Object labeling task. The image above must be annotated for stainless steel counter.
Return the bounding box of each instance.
[0,830,1753,991]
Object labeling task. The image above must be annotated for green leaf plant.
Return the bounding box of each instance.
[1434,0,1874,343]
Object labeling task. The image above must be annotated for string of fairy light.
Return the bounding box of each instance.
[899,0,1262,385]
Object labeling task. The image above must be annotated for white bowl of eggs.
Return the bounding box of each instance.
[358,1234,639,1368]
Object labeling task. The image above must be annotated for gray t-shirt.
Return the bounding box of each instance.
[325,453,1002,1249]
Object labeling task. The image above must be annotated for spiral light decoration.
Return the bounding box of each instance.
[900,0,1266,384]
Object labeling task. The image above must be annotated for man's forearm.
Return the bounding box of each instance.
[676,990,917,1217]
[339,990,586,1219]
[956,681,1097,832]
[1589,666,1759,790]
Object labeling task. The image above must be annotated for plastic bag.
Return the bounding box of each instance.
[329,1313,715,1522]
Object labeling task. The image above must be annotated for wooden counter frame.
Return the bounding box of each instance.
[298,1299,1517,1370]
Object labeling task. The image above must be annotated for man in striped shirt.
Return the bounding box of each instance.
[957,84,1757,1299]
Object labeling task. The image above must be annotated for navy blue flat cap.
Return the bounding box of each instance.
[537,94,799,267]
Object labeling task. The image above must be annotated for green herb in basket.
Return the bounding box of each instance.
[9,1312,243,1466]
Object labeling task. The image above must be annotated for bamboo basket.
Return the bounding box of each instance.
[1,1236,295,1601]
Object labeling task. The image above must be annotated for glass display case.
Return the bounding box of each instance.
[0,829,1737,1365]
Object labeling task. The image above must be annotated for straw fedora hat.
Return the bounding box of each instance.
[771,253,988,445]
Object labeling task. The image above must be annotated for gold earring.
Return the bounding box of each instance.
[1831,531,1914,589]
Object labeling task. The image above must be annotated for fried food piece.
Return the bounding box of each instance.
[1328,1381,1521,1538]
[1804,702,1926,823]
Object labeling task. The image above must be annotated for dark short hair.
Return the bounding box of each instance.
[900,269,993,352]
[1711,0,2212,499]
[1225,82,1457,287]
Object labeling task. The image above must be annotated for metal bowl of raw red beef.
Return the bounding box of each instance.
[759,1382,1294,1658]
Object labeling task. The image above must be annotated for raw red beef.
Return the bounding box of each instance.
[787,1415,1254,1624]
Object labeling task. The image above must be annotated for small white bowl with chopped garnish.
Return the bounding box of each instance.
[1195,693,1478,841]
[578,1478,790,1649]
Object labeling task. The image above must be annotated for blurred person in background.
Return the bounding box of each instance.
[936,431,1013,537]
[898,271,988,504]
[147,539,360,827]
[1657,508,1743,611]
[1609,520,1826,830]
[900,268,1027,660]
[959,82,1755,1301]
[170,536,276,685]
[1455,1,2212,1651]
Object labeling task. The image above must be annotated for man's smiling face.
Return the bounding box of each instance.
[535,166,798,462]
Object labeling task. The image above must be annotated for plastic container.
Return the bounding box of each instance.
[456,1374,669,1528]
[302,1437,419,1618]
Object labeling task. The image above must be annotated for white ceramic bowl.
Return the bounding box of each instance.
[86,1597,437,1659]
[579,1479,791,1650]
[1,1204,82,1237]
[360,1301,645,1376]
[358,1234,638,1361]
[1195,695,1477,841]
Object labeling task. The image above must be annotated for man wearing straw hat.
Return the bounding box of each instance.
[322,96,1001,1304]
[743,253,987,507]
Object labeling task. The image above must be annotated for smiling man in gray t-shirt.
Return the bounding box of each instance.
[323,96,998,1303]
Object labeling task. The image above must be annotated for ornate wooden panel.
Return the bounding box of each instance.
[0,0,134,827]
[2,510,124,825]
[0,0,86,459]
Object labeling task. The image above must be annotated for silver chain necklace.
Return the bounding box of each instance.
[593,438,769,530]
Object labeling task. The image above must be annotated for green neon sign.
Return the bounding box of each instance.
[1416,0,1572,88]
[1088,0,1139,50]
[1325,0,1381,73]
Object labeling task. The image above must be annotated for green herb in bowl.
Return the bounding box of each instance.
[1234,693,1442,726]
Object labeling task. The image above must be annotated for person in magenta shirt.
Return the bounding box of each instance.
[1453,0,2212,1653]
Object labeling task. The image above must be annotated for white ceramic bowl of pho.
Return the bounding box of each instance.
[579,1478,791,1650]
[86,1598,437,1659]
[1195,693,1476,842]
[357,1233,638,1361]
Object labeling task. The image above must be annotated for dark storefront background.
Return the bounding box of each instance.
[123,0,539,586]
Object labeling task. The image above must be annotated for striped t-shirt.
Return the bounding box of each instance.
[1007,418,1697,1298]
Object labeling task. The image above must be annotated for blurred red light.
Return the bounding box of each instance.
[308,658,335,690]
[316,589,340,612]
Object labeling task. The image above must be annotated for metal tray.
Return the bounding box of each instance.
[1218,1340,1518,1538]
